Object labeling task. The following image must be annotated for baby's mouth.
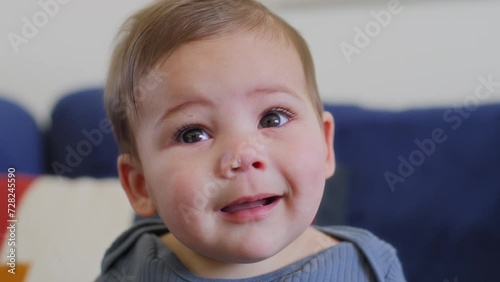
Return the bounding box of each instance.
[221,196,281,213]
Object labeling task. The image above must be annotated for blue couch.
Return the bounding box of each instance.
[2,89,499,281]
[319,104,500,282]
[0,97,44,174]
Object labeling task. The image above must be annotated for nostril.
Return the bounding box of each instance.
[252,161,264,169]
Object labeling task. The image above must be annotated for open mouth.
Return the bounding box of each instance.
[221,196,281,213]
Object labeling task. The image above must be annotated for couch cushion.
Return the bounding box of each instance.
[0,175,134,282]
[47,88,119,178]
[0,97,44,174]
[325,104,500,282]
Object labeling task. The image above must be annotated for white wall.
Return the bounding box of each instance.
[1,0,499,127]
[0,0,151,127]
[278,0,500,109]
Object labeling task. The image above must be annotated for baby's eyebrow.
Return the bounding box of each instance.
[154,98,213,129]
[245,86,301,101]
[154,86,301,129]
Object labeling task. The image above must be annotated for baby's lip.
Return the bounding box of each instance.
[220,194,282,213]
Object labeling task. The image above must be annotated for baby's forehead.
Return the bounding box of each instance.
[129,24,311,120]
[167,29,295,63]
[130,29,313,119]
[140,31,301,88]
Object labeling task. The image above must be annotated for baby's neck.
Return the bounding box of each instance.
[160,227,339,279]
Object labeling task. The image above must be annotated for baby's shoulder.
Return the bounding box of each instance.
[317,225,395,251]
[315,225,404,281]
[96,219,168,281]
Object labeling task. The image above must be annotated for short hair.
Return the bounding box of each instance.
[105,0,323,160]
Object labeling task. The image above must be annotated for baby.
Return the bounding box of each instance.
[96,0,406,281]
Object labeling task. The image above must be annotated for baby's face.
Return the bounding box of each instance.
[130,31,335,263]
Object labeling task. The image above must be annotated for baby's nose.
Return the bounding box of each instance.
[219,147,265,178]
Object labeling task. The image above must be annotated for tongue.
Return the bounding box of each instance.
[222,199,268,213]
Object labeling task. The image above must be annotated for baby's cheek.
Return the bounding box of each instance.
[292,135,325,177]
[148,171,187,212]
[286,142,327,214]
[159,172,211,224]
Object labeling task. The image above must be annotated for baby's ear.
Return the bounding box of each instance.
[321,111,336,178]
[117,154,157,217]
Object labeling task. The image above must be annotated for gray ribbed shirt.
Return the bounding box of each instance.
[96,219,405,281]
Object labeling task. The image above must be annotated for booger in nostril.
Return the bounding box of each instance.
[220,150,241,178]
[231,157,241,170]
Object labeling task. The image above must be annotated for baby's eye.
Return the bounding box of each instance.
[259,109,293,128]
[177,127,210,144]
